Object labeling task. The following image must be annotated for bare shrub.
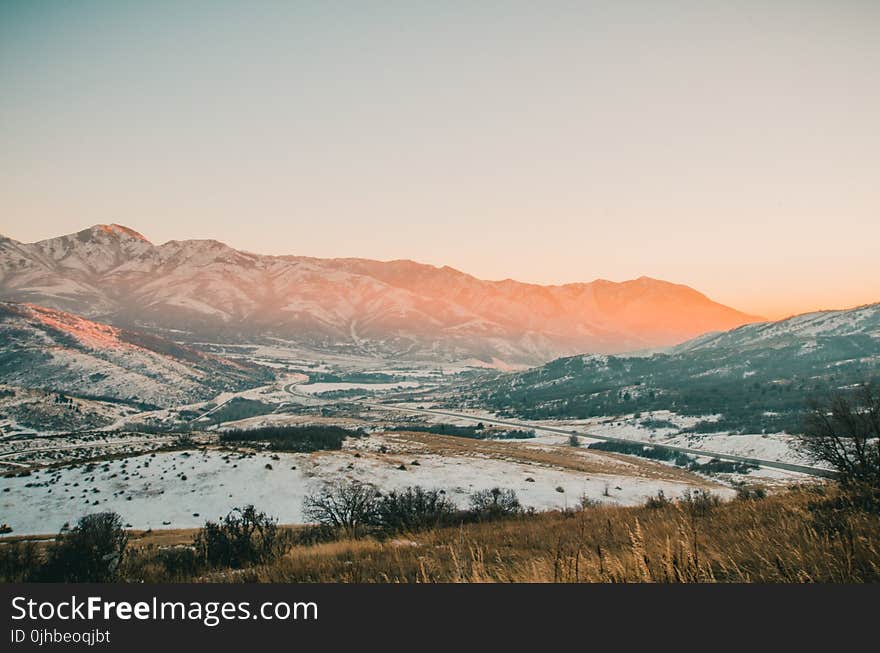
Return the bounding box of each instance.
[39,512,128,582]
[468,487,522,519]
[735,484,767,501]
[302,481,379,535]
[375,486,456,533]
[679,489,720,518]
[645,490,672,509]
[194,505,284,568]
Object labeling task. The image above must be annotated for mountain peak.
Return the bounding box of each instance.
[625,275,687,289]
[87,223,151,243]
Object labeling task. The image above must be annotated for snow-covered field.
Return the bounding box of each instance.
[0,439,729,535]
[401,406,813,467]
[294,381,422,395]
[579,411,817,467]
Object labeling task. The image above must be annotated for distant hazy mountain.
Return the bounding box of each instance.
[472,303,880,432]
[0,302,273,408]
[0,224,760,364]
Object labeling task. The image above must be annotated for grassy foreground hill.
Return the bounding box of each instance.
[84,486,880,583]
[3,484,878,583]
[199,488,879,583]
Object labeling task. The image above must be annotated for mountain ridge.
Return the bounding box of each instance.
[0,224,762,364]
[471,302,880,431]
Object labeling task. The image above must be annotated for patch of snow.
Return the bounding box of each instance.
[0,445,731,535]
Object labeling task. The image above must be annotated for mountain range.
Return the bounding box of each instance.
[0,224,761,364]
[471,302,880,432]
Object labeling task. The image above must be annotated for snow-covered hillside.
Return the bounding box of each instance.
[0,438,732,535]
[674,303,880,353]
[473,302,880,432]
[0,302,273,407]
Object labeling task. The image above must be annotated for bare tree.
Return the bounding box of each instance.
[469,487,521,517]
[40,512,128,582]
[799,383,880,489]
[303,481,379,533]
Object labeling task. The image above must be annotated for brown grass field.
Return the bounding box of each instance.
[118,485,879,583]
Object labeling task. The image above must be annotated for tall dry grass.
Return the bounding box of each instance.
[196,486,880,583]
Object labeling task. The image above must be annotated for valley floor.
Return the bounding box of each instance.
[0,351,822,537]
[1,346,871,584]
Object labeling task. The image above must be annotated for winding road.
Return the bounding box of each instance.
[283,377,833,478]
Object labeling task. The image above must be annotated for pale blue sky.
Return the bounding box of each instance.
[1,1,878,317]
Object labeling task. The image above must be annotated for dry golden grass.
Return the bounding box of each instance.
[199,486,880,583]
[375,430,721,487]
[127,527,200,548]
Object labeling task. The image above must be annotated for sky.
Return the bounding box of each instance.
[1,1,878,319]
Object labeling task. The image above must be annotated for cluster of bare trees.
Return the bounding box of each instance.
[303,482,523,537]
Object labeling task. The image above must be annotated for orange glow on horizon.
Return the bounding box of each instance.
[1,3,877,324]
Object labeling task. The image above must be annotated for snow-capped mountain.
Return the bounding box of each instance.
[0,302,273,407]
[0,224,761,363]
